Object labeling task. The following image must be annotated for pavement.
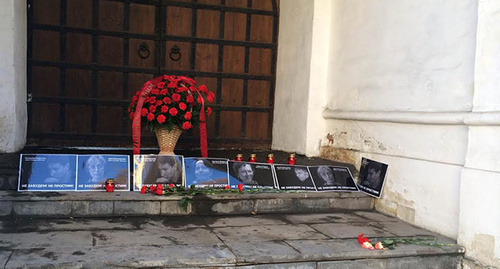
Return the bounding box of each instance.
[0,211,464,268]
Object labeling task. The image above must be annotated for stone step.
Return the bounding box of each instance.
[0,191,373,218]
[0,211,464,268]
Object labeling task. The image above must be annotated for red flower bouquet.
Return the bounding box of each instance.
[128,75,215,132]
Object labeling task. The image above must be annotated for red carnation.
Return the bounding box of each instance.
[150,185,156,193]
[129,113,134,120]
[197,96,203,104]
[148,96,156,104]
[186,95,194,103]
[224,185,230,190]
[182,121,192,130]
[168,81,178,88]
[172,93,181,102]
[141,108,148,116]
[198,85,208,94]
[207,92,215,103]
[163,97,171,104]
[149,105,156,113]
[151,88,160,95]
[135,90,141,96]
[184,111,192,120]
[169,107,178,116]
[132,96,138,102]
[160,89,168,95]
[155,100,163,106]
[155,184,163,195]
[140,186,147,194]
[161,105,169,113]
[157,114,166,124]
[178,102,187,111]
[206,107,212,116]
[237,183,243,192]
[157,82,165,88]
[147,113,155,121]
[168,183,174,188]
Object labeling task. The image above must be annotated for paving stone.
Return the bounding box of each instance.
[254,199,294,213]
[0,200,12,216]
[330,197,373,210]
[139,218,207,230]
[91,227,222,246]
[0,250,12,267]
[238,263,315,269]
[317,255,463,269]
[353,210,398,222]
[284,213,368,224]
[0,231,93,248]
[72,201,113,216]
[370,221,437,237]
[5,247,93,269]
[205,215,288,228]
[161,200,192,215]
[292,198,330,213]
[310,222,395,239]
[13,201,72,216]
[114,201,161,215]
[225,241,302,264]
[213,224,328,243]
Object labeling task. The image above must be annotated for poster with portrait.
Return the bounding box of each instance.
[308,165,358,192]
[228,161,275,189]
[133,155,184,191]
[76,155,130,191]
[273,164,316,191]
[184,158,229,188]
[18,154,77,191]
[357,158,388,198]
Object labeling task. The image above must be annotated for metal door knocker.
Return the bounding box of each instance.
[138,42,150,59]
[169,45,181,61]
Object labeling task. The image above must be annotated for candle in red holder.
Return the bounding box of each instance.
[235,154,243,161]
[105,179,115,192]
[267,154,274,164]
[248,154,257,162]
[288,153,296,165]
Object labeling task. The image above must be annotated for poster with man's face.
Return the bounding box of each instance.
[273,164,316,191]
[76,155,130,191]
[308,165,358,192]
[184,158,229,188]
[133,155,184,191]
[228,161,275,189]
[18,154,77,191]
[357,158,388,198]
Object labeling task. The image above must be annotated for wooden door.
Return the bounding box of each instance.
[27,0,279,149]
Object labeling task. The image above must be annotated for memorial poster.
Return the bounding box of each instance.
[133,155,184,191]
[184,158,229,188]
[18,154,77,191]
[76,155,130,191]
[273,164,316,191]
[357,158,388,198]
[308,165,358,192]
[228,161,275,189]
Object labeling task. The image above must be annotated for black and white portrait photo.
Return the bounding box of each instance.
[133,155,184,190]
[309,165,358,191]
[76,155,129,191]
[273,164,316,191]
[184,158,229,188]
[228,161,275,189]
[358,158,388,198]
[18,154,77,191]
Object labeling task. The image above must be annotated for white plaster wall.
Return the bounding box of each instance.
[0,0,27,153]
[328,0,477,112]
[272,0,314,154]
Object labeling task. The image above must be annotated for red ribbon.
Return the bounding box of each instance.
[132,75,208,157]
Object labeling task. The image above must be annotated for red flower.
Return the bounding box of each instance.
[176,86,187,93]
[155,100,163,106]
[357,234,371,244]
[132,95,138,102]
[169,108,178,116]
[198,85,208,94]
[141,108,148,116]
[135,91,141,96]
[155,184,163,195]
[184,111,192,120]
[129,113,134,120]
[157,82,165,88]
[180,77,195,86]
[163,97,171,104]
[148,96,156,104]
[167,81,178,88]
[168,183,174,188]
[237,183,243,192]
[151,88,159,95]
[197,96,203,104]
[147,113,155,121]
[157,114,166,124]
[206,107,212,116]
[150,185,156,193]
[178,102,187,111]
[186,95,194,103]
[224,185,230,190]
[161,105,169,113]
[160,89,168,95]
[140,186,147,194]
[149,105,156,113]
[172,93,181,102]
[207,92,215,103]
[182,121,192,130]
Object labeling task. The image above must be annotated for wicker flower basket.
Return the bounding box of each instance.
[155,126,182,155]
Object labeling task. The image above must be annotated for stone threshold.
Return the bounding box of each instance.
[0,191,373,218]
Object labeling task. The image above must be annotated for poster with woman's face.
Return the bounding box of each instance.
[273,164,316,191]
[18,154,77,191]
[228,161,275,189]
[133,155,184,191]
[76,155,130,191]
[308,166,358,192]
[357,158,388,198]
[184,158,229,188]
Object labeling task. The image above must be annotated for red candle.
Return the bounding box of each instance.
[248,154,257,163]
[105,179,115,192]
[288,153,295,165]
[235,154,243,161]
[267,154,274,164]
